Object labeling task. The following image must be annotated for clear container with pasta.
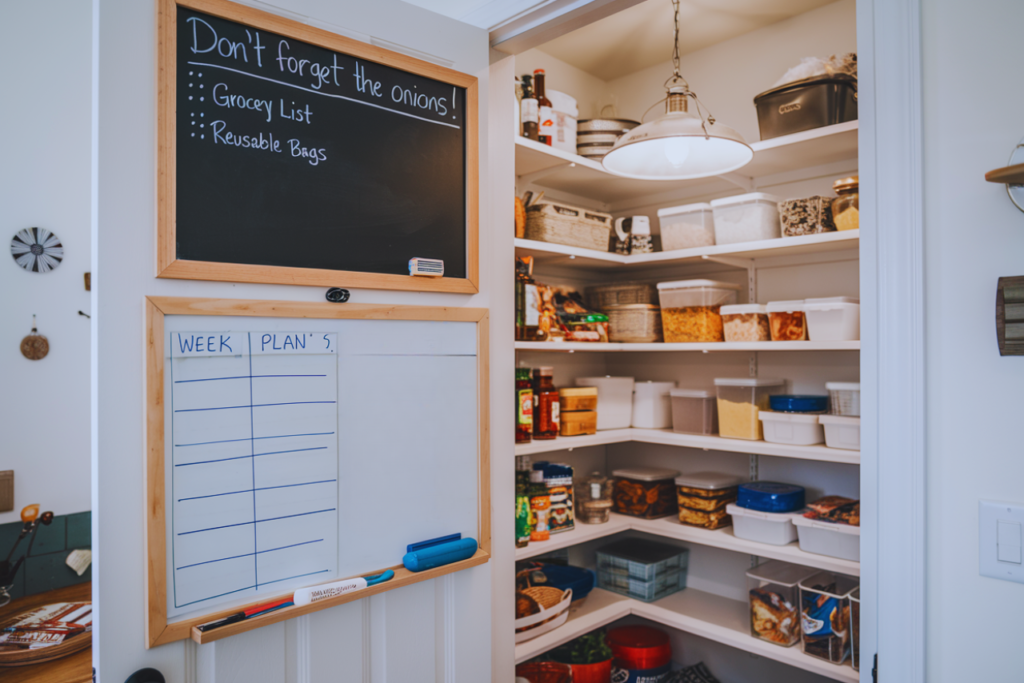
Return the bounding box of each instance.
[721,304,771,342]
[656,280,740,343]
[714,378,786,440]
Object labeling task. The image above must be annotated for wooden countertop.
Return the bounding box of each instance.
[0,582,92,683]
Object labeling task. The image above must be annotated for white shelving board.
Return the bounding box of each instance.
[515,588,858,682]
[515,429,860,465]
[516,340,860,353]
[516,120,858,208]
[516,512,860,576]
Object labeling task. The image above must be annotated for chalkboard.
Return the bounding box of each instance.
[158,0,479,293]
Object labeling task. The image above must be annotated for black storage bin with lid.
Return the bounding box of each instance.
[753,74,857,140]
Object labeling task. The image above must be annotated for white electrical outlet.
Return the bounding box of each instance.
[980,500,1024,583]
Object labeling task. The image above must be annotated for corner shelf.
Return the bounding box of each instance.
[515,340,859,353]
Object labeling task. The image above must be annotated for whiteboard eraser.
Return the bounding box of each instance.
[409,258,444,277]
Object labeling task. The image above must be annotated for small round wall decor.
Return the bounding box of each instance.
[11,227,64,273]
[20,317,49,361]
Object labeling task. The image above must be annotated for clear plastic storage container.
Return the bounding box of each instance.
[632,381,676,429]
[728,504,801,546]
[826,381,861,416]
[710,193,783,245]
[669,389,718,435]
[765,300,808,341]
[575,471,614,524]
[779,196,837,236]
[818,414,861,450]
[804,296,860,341]
[714,378,786,440]
[720,304,771,342]
[759,411,826,446]
[792,514,861,561]
[747,560,817,647]
[657,202,716,251]
[674,472,742,529]
[575,376,634,431]
[596,538,688,603]
[657,280,740,343]
[799,571,858,664]
[606,305,662,343]
[612,467,680,519]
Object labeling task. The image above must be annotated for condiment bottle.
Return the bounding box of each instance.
[532,367,560,440]
[528,469,551,542]
[515,456,532,548]
[832,176,859,232]
[515,256,540,341]
[516,368,534,443]
[520,74,539,141]
[533,69,553,146]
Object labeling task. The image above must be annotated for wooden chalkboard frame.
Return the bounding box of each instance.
[157,0,480,294]
[144,296,491,647]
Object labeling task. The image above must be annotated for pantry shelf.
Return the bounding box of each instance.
[514,429,860,465]
[515,340,860,353]
[515,588,858,682]
[515,120,858,208]
[517,512,860,576]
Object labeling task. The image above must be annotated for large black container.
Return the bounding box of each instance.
[753,74,857,140]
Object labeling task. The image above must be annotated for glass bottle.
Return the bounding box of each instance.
[528,469,550,542]
[515,456,532,548]
[532,367,560,440]
[832,176,859,232]
[533,69,553,146]
[515,368,534,444]
[515,256,540,341]
[520,74,539,141]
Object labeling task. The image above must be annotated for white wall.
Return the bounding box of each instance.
[921,0,1024,680]
[0,0,92,525]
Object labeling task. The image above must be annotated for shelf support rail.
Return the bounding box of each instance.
[517,162,576,187]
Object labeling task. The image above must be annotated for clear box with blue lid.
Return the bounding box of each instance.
[737,481,806,513]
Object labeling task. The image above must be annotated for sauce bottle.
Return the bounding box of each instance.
[532,366,560,440]
[533,69,553,146]
[520,74,539,141]
[528,469,550,542]
[515,256,540,341]
[515,456,532,548]
[515,368,534,443]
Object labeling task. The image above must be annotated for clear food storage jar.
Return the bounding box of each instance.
[747,560,816,647]
[710,193,783,245]
[728,504,800,546]
[818,414,861,450]
[657,280,740,343]
[765,300,808,341]
[669,389,718,435]
[657,202,716,251]
[720,304,771,342]
[779,196,837,237]
[826,381,860,416]
[612,467,680,519]
[759,411,826,446]
[674,472,742,530]
[575,376,634,430]
[575,471,614,524]
[714,378,786,440]
[606,305,662,343]
[632,381,676,429]
[792,514,861,561]
[832,176,859,232]
[804,296,860,341]
[799,571,858,664]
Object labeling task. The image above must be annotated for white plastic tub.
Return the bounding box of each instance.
[721,304,771,342]
[792,515,860,561]
[632,381,677,429]
[759,411,825,446]
[826,381,861,416]
[657,202,715,251]
[804,296,860,341]
[727,504,799,546]
[818,414,861,450]
[576,376,634,430]
[710,193,783,245]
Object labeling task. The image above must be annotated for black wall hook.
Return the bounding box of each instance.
[325,288,350,303]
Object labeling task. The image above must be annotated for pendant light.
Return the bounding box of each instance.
[601,0,753,180]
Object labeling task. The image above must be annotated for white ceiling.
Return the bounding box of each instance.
[402,0,552,30]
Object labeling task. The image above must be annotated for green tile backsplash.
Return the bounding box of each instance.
[0,511,91,601]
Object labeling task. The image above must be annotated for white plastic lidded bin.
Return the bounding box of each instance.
[728,504,800,546]
[710,193,783,245]
[759,411,825,446]
[818,415,861,450]
[576,376,634,430]
[657,202,715,251]
[826,381,861,416]
[792,515,860,561]
[670,389,718,435]
[804,297,860,341]
[632,381,677,429]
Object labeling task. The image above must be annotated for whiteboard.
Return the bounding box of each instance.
[161,314,480,622]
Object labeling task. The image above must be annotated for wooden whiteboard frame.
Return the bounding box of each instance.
[156,0,480,294]
[144,297,491,647]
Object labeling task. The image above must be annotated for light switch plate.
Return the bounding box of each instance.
[0,470,12,512]
[980,500,1024,583]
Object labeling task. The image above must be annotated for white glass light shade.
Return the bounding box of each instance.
[602,111,753,180]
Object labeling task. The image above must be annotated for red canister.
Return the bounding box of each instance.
[607,625,672,671]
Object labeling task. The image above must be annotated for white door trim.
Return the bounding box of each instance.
[859,0,926,680]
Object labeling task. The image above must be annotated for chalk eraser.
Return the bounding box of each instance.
[409,258,444,277]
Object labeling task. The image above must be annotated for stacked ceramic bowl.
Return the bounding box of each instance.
[576,119,640,160]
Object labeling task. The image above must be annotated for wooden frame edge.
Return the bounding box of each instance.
[144,296,490,646]
[157,0,480,294]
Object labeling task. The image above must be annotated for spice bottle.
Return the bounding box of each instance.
[528,469,550,542]
[520,74,539,141]
[515,456,532,548]
[516,368,534,444]
[532,367,560,440]
[533,69,553,146]
[832,176,859,232]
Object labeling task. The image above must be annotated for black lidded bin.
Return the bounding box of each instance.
[753,74,857,141]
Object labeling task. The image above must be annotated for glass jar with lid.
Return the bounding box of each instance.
[575,471,613,524]
[832,176,859,231]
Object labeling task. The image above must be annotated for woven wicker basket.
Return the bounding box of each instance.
[607,304,663,343]
[525,203,613,252]
[586,281,659,311]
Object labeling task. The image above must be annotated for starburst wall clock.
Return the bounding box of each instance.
[11,227,63,273]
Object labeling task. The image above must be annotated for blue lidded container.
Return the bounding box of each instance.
[737,481,805,513]
[769,394,829,413]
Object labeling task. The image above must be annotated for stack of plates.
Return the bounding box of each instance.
[577,119,640,160]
